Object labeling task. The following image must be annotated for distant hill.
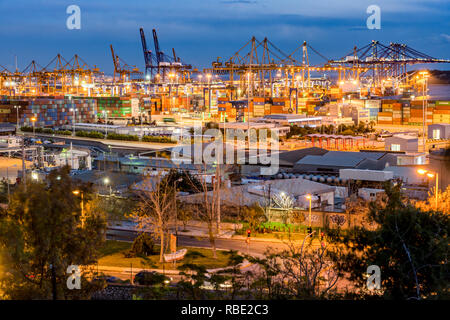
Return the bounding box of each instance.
[429,70,450,84]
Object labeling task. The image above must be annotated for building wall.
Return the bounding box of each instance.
[428,124,450,140]
[385,137,418,152]
[429,153,450,191]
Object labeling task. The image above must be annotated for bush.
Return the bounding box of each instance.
[107,133,139,141]
[20,126,33,132]
[42,128,54,134]
[124,233,155,257]
[341,129,355,136]
[55,130,72,135]
[76,131,104,139]
[142,135,176,143]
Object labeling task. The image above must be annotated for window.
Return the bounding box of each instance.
[432,129,441,140]
[391,144,401,151]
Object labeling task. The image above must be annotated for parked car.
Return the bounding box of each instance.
[91,275,122,284]
[133,271,172,286]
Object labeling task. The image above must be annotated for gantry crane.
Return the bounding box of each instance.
[110,45,143,83]
[329,40,450,88]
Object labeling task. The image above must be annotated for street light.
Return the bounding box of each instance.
[417,169,439,209]
[30,117,37,136]
[72,190,85,227]
[306,194,312,231]
[103,177,112,195]
[14,105,21,133]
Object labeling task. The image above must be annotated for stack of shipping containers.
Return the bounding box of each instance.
[95,97,133,118]
[433,101,450,124]
[0,96,96,127]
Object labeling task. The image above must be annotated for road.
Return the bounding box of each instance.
[107,228,291,257]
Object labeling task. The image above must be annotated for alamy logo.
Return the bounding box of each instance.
[66,265,81,290]
[66,5,81,30]
[366,265,381,290]
[366,5,381,30]
[170,122,279,175]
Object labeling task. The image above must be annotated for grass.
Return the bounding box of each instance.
[236,222,323,241]
[98,240,236,270]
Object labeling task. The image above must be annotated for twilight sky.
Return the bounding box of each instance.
[1,0,449,75]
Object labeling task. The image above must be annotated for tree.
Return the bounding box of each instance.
[247,239,340,299]
[0,166,106,300]
[132,176,175,262]
[185,164,222,259]
[329,182,450,299]
[125,232,155,257]
[163,169,202,193]
[241,203,267,232]
[415,185,450,215]
[177,202,193,232]
[99,195,137,222]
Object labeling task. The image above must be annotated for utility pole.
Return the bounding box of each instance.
[216,161,221,235]
[21,136,26,192]
[70,142,74,169]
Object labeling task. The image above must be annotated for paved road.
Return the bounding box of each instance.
[107,228,291,257]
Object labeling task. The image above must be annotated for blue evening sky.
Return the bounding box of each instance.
[1,0,449,74]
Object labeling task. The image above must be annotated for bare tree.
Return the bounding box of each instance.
[185,163,222,259]
[132,175,175,262]
[248,239,340,299]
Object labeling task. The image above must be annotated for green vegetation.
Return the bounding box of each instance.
[20,126,71,136]
[236,221,320,240]
[55,130,72,135]
[20,126,33,132]
[286,122,375,139]
[107,132,139,141]
[76,130,105,139]
[329,182,450,299]
[125,233,155,257]
[142,135,176,143]
[99,196,137,221]
[98,240,234,270]
[0,167,107,299]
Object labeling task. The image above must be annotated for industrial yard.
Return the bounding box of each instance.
[0,0,449,309]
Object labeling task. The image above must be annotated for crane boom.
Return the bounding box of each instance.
[152,29,163,64]
[140,28,153,77]
[172,48,177,62]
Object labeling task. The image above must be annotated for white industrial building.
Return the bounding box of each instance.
[428,124,450,140]
[385,134,419,153]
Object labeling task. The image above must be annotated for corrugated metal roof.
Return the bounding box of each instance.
[295,151,386,167]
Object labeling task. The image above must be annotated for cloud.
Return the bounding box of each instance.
[441,34,450,42]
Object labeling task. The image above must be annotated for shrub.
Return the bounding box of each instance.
[107,133,139,141]
[76,131,104,139]
[124,233,155,257]
[142,135,176,143]
[20,126,33,132]
[55,130,72,135]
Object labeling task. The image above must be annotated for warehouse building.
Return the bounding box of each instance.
[293,151,397,174]
[428,123,450,140]
[385,134,419,153]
